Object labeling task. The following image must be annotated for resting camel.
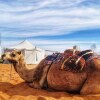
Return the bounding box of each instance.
[1,49,100,95]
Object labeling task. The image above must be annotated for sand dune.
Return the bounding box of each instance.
[0,64,100,100]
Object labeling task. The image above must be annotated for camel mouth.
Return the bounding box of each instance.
[6,58,18,64]
[1,54,18,64]
[2,58,18,64]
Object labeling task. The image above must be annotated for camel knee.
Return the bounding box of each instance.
[40,65,50,84]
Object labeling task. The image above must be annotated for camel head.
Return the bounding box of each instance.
[2,50,23,64]
[61,56,85,71]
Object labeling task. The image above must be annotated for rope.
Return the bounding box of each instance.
[10,63,13,80]
[80,64,85,71]
[61,57,71,70]
[75,51,94,65]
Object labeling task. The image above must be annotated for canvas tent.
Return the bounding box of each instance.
[0,46,1,58]
[4,40,45,64]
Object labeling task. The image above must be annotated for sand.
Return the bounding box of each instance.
[0,64,100,100]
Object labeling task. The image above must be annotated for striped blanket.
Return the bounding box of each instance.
[45,53,63,65]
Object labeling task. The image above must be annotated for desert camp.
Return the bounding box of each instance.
[3,40,45,64]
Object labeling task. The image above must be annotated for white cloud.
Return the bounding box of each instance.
[0,0,86,12]
[1,8,100,38]
[0,0,100,51]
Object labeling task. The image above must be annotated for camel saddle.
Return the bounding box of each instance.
[61,50,94,71]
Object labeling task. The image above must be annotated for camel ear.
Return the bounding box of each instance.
[17,51,22,55]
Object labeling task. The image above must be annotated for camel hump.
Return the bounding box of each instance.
[77,50,93,61]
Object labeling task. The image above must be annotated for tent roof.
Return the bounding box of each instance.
[9,40,43,51]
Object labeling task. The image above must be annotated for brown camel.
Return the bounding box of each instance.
[2,49,100,95]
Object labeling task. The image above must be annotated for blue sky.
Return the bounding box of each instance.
[0,0,100,51]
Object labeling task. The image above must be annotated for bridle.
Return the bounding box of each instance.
[9,56,21,80]
[10,63,13,80]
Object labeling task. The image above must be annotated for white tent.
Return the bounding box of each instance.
[4,40,45,64]
[0,46,1,58]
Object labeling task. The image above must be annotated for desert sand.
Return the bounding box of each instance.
[0,64,100,100]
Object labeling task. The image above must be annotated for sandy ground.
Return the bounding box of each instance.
[0,64,100,100]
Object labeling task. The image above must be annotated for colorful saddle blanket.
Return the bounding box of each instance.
[45,53,63,65]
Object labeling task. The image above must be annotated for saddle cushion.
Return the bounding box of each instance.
[45,53,63,65]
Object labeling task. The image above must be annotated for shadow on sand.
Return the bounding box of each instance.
[0,82,73,99]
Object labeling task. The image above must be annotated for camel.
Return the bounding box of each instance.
[2,49,100,95]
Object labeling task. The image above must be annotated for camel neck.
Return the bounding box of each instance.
[12,56,28,74]
[12,57,36,82]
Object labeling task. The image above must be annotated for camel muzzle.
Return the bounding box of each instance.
[1,54,7,63]
[1,54,6,60]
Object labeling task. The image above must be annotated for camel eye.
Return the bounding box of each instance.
[10,53,16,57]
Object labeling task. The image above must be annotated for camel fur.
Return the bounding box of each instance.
[2,49,100,95]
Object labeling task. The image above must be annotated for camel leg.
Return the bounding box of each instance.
[28,65,50,89]
[80,71,100,95]
[39,65,50,88]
